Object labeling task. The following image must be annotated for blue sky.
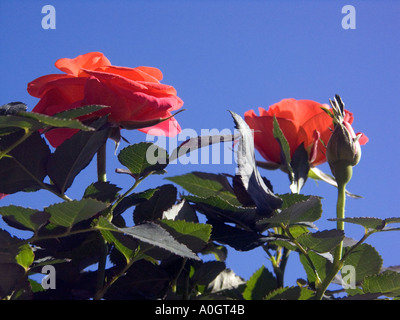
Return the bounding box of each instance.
[1,1,399,286]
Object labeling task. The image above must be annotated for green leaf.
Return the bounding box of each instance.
[272,115,292,169]
[0,131,50,194]
[119,109,184,131]
[18,111,94,131]
[296,229,344,253]
[53,104,109,119]
[117,142,168,179]
[329,217,400,232]
[166,171,240,205]
[362,271,400,297]
[265,286,315,300]
[47,118,111,194]
[0,205,49,233]
[100,227,138,263]
[343,243,383,283]
[299,251,331,284]
[0,115,39,130]
[45,199,109,228]
[15,244,34,271]
[243,265,276,300]
[259,196,322,227]
[133,184,177,224]
[95,216,199,261]
[157,219,211,253]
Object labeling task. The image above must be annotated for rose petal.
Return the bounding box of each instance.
[55,52,111,76]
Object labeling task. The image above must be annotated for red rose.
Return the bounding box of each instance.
[28,52,183,147]
[0,193,7,200]
[244,98,367,167]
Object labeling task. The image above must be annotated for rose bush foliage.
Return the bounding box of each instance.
[0,53,399,301]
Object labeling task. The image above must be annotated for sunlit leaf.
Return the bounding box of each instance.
[45,199,108,228]
[117,142,168,179]
[243,265,276,300]
[95,217,199,261]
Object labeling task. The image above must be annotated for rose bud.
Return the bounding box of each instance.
[325,95,368,185]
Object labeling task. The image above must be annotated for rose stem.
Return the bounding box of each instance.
[95,143,108,299]
[315,164,352,299]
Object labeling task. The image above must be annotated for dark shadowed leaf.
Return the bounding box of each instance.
[162,199,198,222]
[133,184,177,224]
[83,181,121,203]
[209,220,270,251]
[0,263,27,298]
[0,131,50,194]
[258,196,322,227]
[169,133,238,163]
[104,260,169,300]
[191,261,226,286]
[0,229,23,264]
[47,118,111,194]
[289,143,310,193]
[113,188,158,217]
[229,111,282,217]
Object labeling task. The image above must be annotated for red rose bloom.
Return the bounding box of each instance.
[244,98,367,167]
[28,52,183,147]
